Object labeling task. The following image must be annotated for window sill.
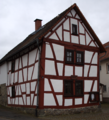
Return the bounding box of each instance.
[71,33,78,36]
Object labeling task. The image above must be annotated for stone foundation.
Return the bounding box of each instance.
[6,105,101,116]
[37,106,101,116]
[0,83,7,106]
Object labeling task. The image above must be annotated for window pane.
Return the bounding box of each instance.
[67,57,69,61]
[67,52,70,56]
[77,58,81,62]
[64,81,72,96]
[77,53,81,57]
[75,81,83,96]
[69,52,72,56]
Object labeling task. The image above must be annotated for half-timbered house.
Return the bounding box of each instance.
[0,3,106,115]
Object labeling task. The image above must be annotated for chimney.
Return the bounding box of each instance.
[34,19,42,31]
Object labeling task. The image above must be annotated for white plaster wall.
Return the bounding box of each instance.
[52,44,64,61]
[31,81,36,91]
[26,83,30,94]
[67,12,72,17]
[44,93,56,106]
[23,94,26,105]
[92,53,98,64]
[19,70,23,83]
[45,60,56,75]
[63,18,69,30]
[22,54,28,67]
[79,22,84,34]
[57,63,63,76]
[19,97,23,105]
[65,65,73,76]
[56,95,62,106]
[31,94,34,105]
[80,35,85,45]
[89,41,96,47]
[44,78,51,91]
[56,26,62,40]
[32,62,38,79]
[50,79,63,92]
[84,65,89,77]
[49,33,59,40]
[64,99,72,106]
[86,32,91,45]
[8,62,11,71]
[28,66,33,80]
[84,80,93,92]
[71,9,76,17]
[15,59,19,70]
[23,68,27,81]
[92,80,97,92]
[33,96,37,105]
[21,84,25,92]
[29,49,37,65]
[45,43,53,58]
[15,72,18,83]
[85,51,93,63]
[0,62,8,84]
[75,98,82,105]
[75,66,82,76]
[27,97,30,105]
[84,94,89,104]
[71,35,79,44]
[64,31,70,42]
[89,66,97,77]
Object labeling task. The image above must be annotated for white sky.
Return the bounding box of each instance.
[0,0,109,59]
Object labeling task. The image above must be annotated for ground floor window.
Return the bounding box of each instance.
[12,86,15,98]
[64,80,83,97]
[89,92,99,102]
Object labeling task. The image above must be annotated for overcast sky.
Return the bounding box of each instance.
[0,0,109,59]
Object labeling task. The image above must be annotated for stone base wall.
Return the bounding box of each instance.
[0,83,7,106]
[38,106,100,116]
[7,105,100,116]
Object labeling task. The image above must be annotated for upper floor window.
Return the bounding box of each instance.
[11,60,15,73]
[72,24,77,35]
[65,49,74,64]
[65,49,84,65]
[76,51,84,65]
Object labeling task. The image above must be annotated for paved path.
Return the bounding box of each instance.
[0,104,109,120]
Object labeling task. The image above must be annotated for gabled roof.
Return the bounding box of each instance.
[100,42,109,62]
[0,3,106,64]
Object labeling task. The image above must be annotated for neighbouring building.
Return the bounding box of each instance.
[100,42,109,102]
[0,3,106,115]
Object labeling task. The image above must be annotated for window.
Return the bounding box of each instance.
[0,86,1,96]
[72,24,77,35]
[64,80,73,97]
[75,81,83,96]
[64,80,83,97]
[103,85,106,92]
[65,49,74,64]
[89,92,99,102]
[11,60,15,73]
[76,51,84,65]
[12,86,15,98]
[107,63,109,74]
[100,65,101,71]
